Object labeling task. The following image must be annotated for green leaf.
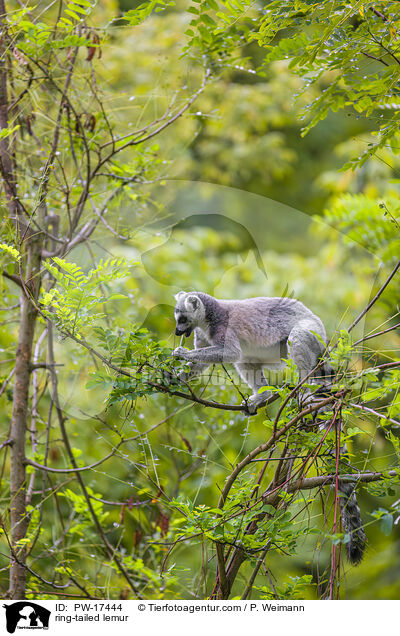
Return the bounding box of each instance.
[0,124,20,140]
[0,243,21,260]
[380,513,394,536]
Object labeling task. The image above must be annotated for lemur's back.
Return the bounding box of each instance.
[218,296,326,347]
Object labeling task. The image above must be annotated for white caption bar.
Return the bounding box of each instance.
[1,599,397,636]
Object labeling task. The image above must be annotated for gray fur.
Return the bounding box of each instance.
[172,291,331,412]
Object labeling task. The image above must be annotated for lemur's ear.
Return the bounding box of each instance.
[185,295,200,312]
[174,291,187,301]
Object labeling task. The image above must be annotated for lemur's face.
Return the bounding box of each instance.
[174,292,201,337]
[174,308,193,337]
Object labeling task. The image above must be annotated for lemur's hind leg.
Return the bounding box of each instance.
[287,321,326,384]
[235,362,271,414]
[288,321,332,422]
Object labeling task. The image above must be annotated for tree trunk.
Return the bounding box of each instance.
[8,239,42,598]
[0,1,43,597]
[0,0,18,220]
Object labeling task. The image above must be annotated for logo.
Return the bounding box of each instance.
[3,602,50,634]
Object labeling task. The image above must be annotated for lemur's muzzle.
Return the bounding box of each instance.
[175,326,193,337]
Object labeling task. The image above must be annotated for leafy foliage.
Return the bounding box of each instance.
[41,258,130,335]
[0,0,399,604]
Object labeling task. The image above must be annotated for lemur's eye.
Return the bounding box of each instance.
[178,316,187,324]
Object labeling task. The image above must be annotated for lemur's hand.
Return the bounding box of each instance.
[241,398,257,415]
[172,346,190,359]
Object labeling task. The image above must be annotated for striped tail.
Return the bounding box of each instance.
[339,482,366,565]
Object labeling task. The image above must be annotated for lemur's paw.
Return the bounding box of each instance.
[241,399,258,415]
[172,346,190,359]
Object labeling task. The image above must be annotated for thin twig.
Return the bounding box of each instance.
[348,259,400,333]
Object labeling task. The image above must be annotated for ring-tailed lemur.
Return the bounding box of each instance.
[172,291,331,408]
[172,291,366,564]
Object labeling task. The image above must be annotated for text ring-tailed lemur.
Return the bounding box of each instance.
[171,290,366,564]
